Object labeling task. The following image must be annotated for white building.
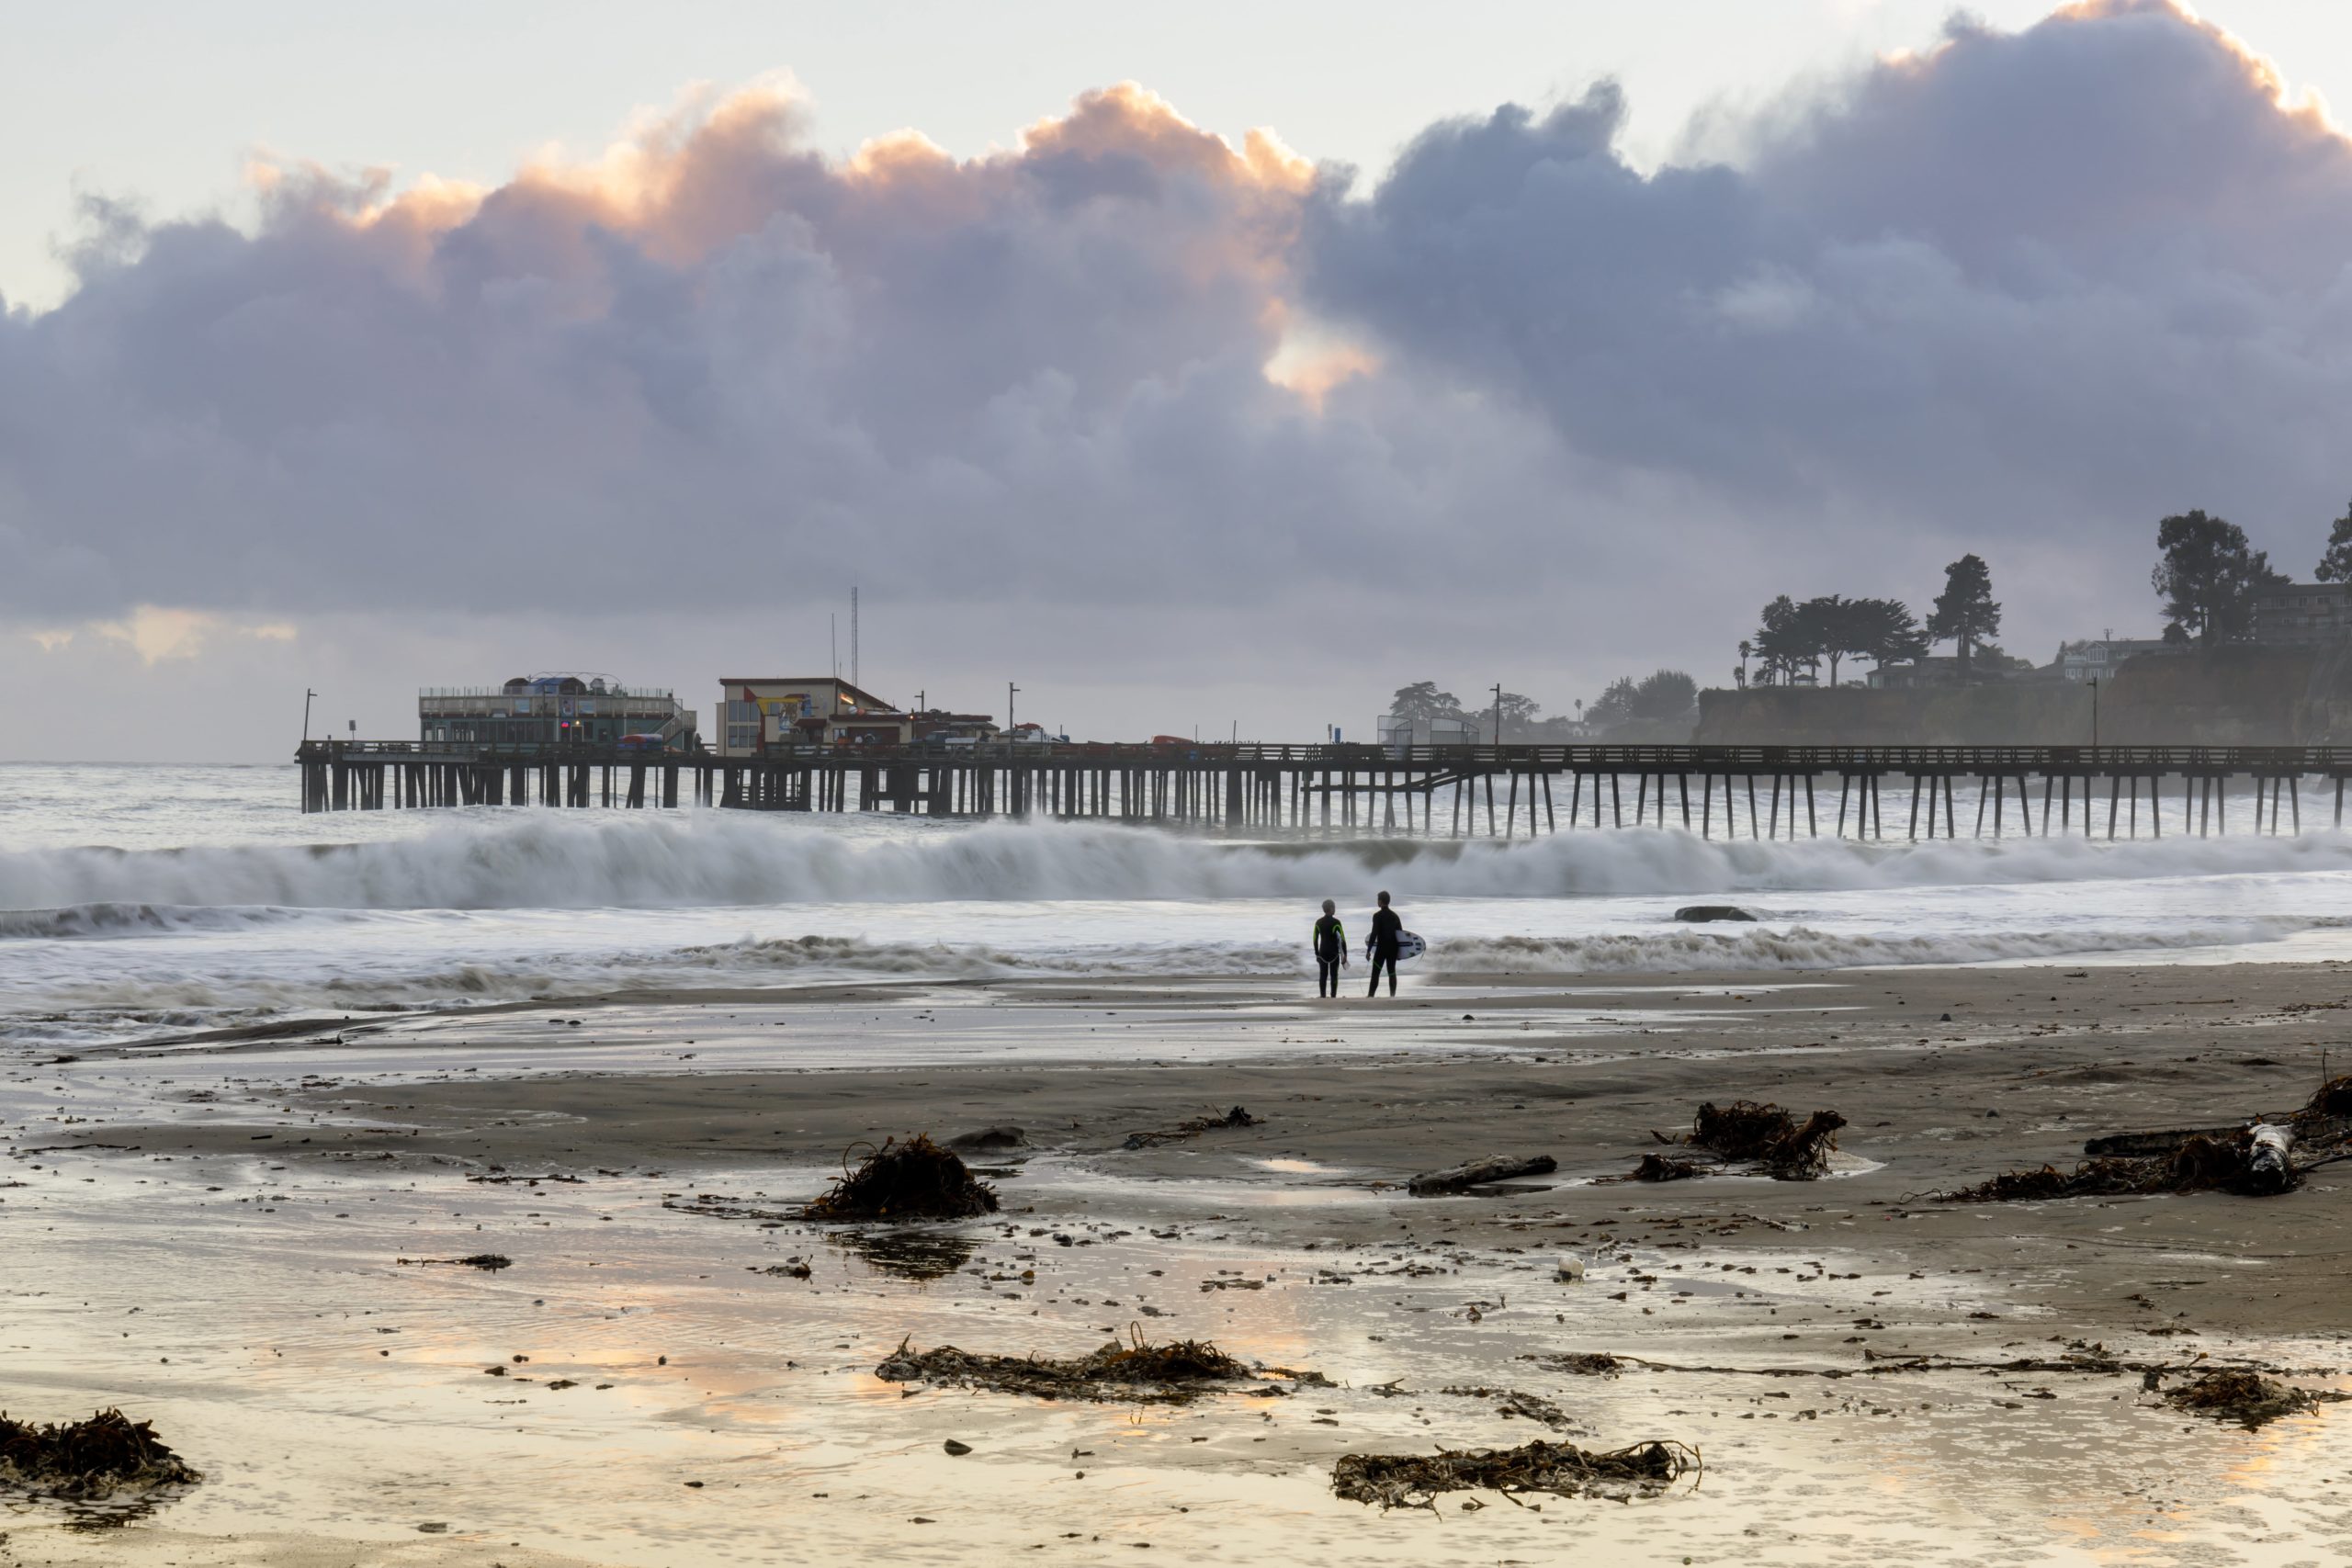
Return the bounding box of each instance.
[2052,637,2181,682]
[2252,582,2352,647]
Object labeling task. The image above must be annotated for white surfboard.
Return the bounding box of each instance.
[1395,931,1427,963]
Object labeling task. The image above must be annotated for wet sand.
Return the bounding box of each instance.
[6,960,2352,1564]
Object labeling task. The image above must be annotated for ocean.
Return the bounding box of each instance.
[5,761,2350,1047]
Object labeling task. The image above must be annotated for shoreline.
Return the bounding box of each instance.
[6,959,2351,1563]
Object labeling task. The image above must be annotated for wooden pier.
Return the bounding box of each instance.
[294,740,2352,840]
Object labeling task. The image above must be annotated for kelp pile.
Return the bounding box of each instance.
[801,1134,999,1221]
[1688,1100,1846,1179]
[2160,1369,2341,1429]
[0,1409,200,1503]
[1944,1123,2300,1203]
[1121,1105,1260,1151]
[1331,1438,1699,1511]
[876,1329,1293,1403]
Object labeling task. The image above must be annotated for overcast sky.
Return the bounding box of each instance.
[8,0,2352,760]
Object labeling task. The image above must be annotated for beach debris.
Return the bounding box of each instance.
[944,1126,1029,1152]
[0,1408,201,1504]
[399,1253,513,1270]
[1673,905,1756,922]
[1407,1153,1558,1195]
[1630,1154,1702,1182]
[1687,1100,1845,1179]
[2083,1127,2242,1158]
[1331,1438,1698,1512]
[2159,1369,2342,1429]
[1442,1385,1576,1428]
[801,1135,999,1222]
[1120,1106,1260,1151]
[1942,1122,2301,1202]
[876,1328,1304,1403]
[1521,1352,1623,1378]
[1555,1257,1587,1282]
[943,1438,974,1456]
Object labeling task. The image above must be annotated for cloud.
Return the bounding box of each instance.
[1303,0,2352,553]
[6,0,2352,758]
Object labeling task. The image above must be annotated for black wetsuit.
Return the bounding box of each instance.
[1312,915,1347,997]
[1366,906,1402,996]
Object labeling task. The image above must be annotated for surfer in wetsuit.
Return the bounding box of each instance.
[1311,899,1348,998]
[1365,890,1402,998]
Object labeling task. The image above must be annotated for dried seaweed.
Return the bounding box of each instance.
[801,1135,999,1222]
[1688,1100,1843,1179]
[0,1409,200,1504]
[1331,1438,1699,1511]
[1121,1105,1260,1151]
[875,1329,1298,1403]
[1631,1154,1702,1182]
[2161,1369,2343,1429]
[1943,1124,2300,1203]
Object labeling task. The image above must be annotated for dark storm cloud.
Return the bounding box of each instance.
[5,0,2352,641]
[1304,0,2352,553]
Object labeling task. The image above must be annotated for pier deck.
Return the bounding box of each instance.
[295,740,2352,840]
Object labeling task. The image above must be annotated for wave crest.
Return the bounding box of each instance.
[7,813,2350,919]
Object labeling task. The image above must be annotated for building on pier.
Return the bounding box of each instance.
[419,675,695,749]
[713,677,996,754]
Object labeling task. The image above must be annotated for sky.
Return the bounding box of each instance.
[7,0,2352,759]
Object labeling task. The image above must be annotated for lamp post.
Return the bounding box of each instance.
[2088,675,2100,750]
[1491,683,1503,748]
[302,688,316,745]
[1007,682,1020,752]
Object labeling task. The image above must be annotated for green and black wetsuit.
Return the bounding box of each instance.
[1312,914,1347,997]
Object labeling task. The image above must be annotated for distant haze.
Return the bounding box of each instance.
[8,0,2352,759]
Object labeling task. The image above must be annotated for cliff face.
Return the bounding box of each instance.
[1695,649,2346,745]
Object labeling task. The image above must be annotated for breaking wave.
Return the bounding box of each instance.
[7,813,2352,920]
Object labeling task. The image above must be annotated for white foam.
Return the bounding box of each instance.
[7,812,2351,918]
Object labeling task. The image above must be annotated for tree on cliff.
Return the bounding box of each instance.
[1853,598,1931,671]
[2315,499,2352,582]
[1750,595,1817,685]
[2152,511,2287,645]
[1387,682,1464,725]
[1632,670,1697,718]
[1586,671,1695,731]
[1927,555,2002,675]
[1813,595,1928,682]
[1495,691,1543,738]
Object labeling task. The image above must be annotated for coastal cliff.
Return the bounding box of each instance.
[1694,647,2352,745]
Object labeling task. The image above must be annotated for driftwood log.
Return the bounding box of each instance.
[1407,1154,1558,1196]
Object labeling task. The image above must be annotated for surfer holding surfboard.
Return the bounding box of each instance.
[1366,890,1408,997]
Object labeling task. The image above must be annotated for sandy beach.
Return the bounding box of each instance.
[6,958,2350,1565]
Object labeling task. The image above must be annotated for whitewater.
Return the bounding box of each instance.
[6,761,2352,1043]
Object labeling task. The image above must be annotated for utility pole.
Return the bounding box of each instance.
[1008,682,1020,743]
[851,586,859,688]
[1491,683,1503,747]
[302,688,316,744]
[2088,675,2100,750]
